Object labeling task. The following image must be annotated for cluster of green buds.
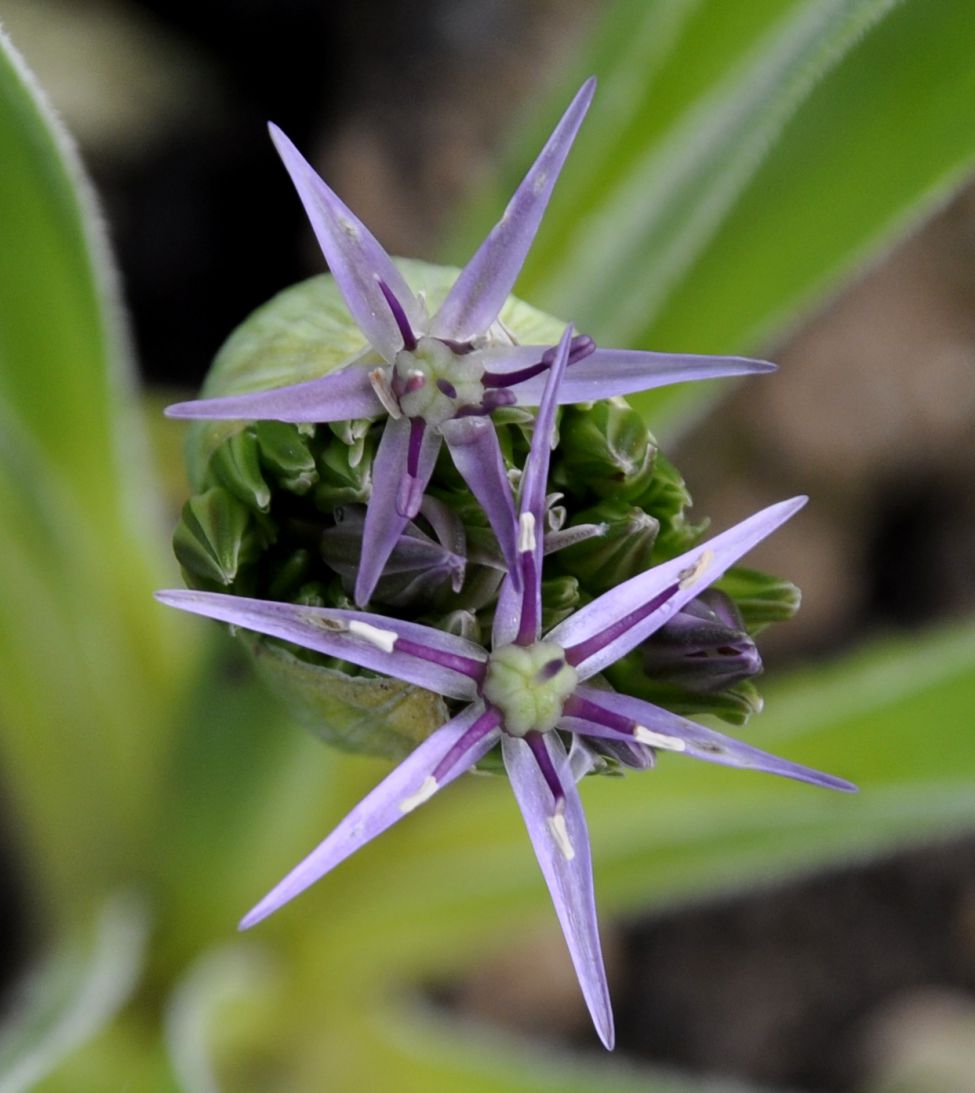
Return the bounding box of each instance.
[173,266,798,761]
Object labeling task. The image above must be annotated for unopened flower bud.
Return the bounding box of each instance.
[322,504,466,609]
[314,430,376,509]
[255,420,318,495]
[209,428,272,513]
[714,566,801,629]
[556,498,659,593]
[640,588,762,693]
[173,487,262,587]
[559,397,656,500]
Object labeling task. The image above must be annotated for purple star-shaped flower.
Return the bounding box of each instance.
[157,327,855,1050]
[165,78,774,607]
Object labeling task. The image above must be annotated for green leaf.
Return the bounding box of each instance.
[0,30,193,918]
[0,896,147,1093]
[450,0,975,437]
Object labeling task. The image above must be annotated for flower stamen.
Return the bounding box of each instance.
[368,368,402,418]
[348,620,399,652]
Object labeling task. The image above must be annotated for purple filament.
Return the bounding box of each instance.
[407,417,425,478]
[515,550,539,647]
[377,278,417,351]
[526,731,565,807]
[482,334,597,389]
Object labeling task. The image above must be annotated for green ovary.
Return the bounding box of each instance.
[482,641,578,737]
[394,337,486,426]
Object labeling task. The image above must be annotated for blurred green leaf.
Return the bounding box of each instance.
[0,896,147,1093]
[450,0,975,437]
[221,620,975,1087]
[0,29,192,917]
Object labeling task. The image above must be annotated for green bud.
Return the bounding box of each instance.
[209,428,271,512]
[635,451,707,557]
[558,398,656,500]
[715,566,802,630]
[557,498,659,593]
[606,652,764,727]
[255,420,318,495]
[267,548,314,601]
[173,487,260,587]
[540,575,581,631]
[314,429,376,509]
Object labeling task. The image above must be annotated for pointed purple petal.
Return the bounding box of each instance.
[165,366,382,423]
[507,349,777,405]
[154,589,485,700]
[355,417,441,606]
[571,684,857,793]
[269,123,422,360]
[548,498,807,678]
[502,732,614,1050]
[430,78,596,341]
[492,572,523,648]
[241,704,501,928]
[520,326,573,528]
[442,417,520,581]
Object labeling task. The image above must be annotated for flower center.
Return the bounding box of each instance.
[394,337,486,427]
[482,641,578,737]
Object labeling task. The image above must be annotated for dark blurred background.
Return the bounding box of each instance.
[5,1,975,1089]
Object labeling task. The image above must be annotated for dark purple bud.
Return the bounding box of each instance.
[640,589,762,693]
[322,505,467,609]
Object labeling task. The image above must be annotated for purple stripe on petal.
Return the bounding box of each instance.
[165,367,383,423]
[514,326,574,643]
[441,417,520,582]
[502,732,615,1050]
[154,590,485,700]
[240,703,500,928]
[573,684,857,793]
[356,417,441,606]
[432,705,503,782]
[430,78,596,342]
[509,349,776,405]
[549,498,807,679]
[269,123,422,360]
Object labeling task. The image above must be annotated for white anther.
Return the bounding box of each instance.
[400,775,439,814]
[633,725,687,752]
[678,549,714,590]
[518,512,537,553]
[547,810,575,861]
[369,368,402,418]
[348,620,398,653]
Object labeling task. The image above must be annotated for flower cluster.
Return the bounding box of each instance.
[159,79,854,1050]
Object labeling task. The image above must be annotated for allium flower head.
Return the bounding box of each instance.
[158,329,855,1050]
[165,78,775,606]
